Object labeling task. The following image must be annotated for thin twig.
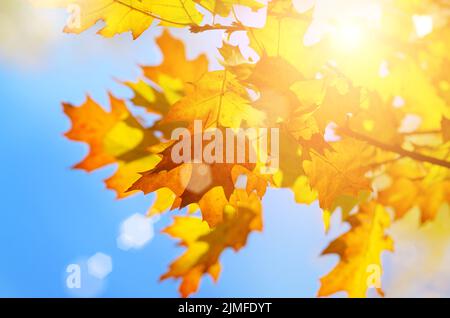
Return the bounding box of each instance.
[190,23,245,34]
[340,127,450,169]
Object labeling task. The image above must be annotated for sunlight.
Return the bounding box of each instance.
[413,15,433,38]
[304,1,383,52]
[333,23,364,51]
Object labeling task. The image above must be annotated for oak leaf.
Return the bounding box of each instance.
[33,0,203,38]
[142,30,208,89]
[162,189,263,297]
[162,71,265,128]
[304,139,373,211]
[318,202,394,297]
[128,129,267,227]
[378,162,450,222]
[63,94,160,198]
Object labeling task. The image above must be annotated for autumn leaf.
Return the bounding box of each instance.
[313,84,361,132]
[246,55,304,124]
[162,189,263,297]
[63,94,161,198]
[142,30,208,89]
[304,139,373,211]
[32,0,266,38]
[218,42,250,68]
[64,94,152,171]
[247,0,328,78]
[162,71,265,128]
[124,79,172,116]
[32,0,204,38]
[318,202,394,298]
[124,31,209,116]
[105,156,160,198]
[292,176,317,205]
[63,95,125,172]
[125,30,209,115]
[128,128,268,227]
[148,188,177,216]
[378,162,450,223]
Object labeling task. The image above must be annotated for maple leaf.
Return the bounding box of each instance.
[285,114,332,162]
[162,189,263,297]
[124,30,209,116]
[124,79,172,116]
[304,139,374,211]
[162,70,265,128]
[63,94,161,198]
[147,188,177,215]
[128,129,267,227]
[378,162,450,223]
[347,92,404,145]
[64,94,138,171]
[104,156,160,198]
[142,30,209,88]
[218,42,250,68]
[247,0,328,78]
[32,0,267,38]
[318,202,394,298]
[292,176,317,205]
[313,84,361,132]
[32,0,204,38]
[246,55,305,124]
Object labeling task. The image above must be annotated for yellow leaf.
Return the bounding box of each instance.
[64,94,162,198]
[162,190,263,297]
[32,0,203,38]
[248,0,327,78]
[318,202,394,298]
[63,95,130,172]
[127,129,263,227]
[292,175,317,205]
[304,139,373,211]
[105,155,160,199]
[143,30,208,88]
[379,162,450,222]
[162,71,265,128]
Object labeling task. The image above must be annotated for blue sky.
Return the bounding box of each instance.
[0,5,339,297]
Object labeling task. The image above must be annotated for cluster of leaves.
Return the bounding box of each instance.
[37,0,450,297]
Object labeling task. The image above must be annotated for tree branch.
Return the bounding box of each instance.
[339,127,450,169]
[189,23,245,34]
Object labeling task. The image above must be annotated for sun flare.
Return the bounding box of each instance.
[333,23,364,51]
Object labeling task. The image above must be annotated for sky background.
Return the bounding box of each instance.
[0,0,449,298]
